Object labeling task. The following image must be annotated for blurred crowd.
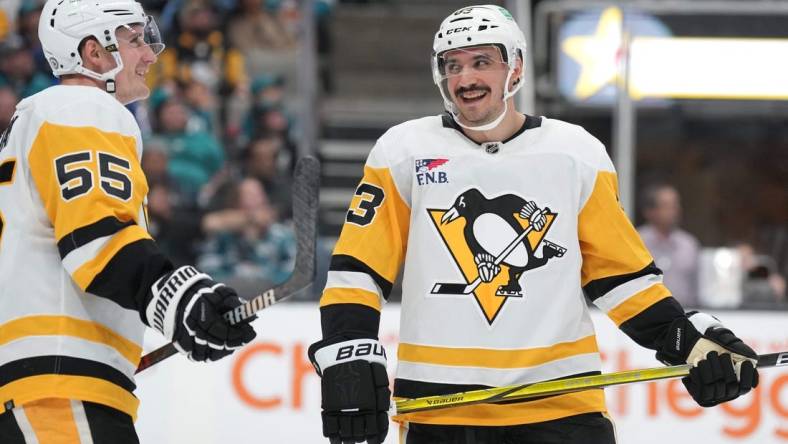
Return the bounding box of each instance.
[0,0,333,298]
[637,183,786,310]
[0,1,783,308]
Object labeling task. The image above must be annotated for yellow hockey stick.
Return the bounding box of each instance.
[395,352,788,414]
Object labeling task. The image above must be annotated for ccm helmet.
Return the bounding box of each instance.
[432,5,527,131]
[38,0,164,92]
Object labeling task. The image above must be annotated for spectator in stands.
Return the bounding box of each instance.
[198,177,296,290]
[0,35,52,98]
[16,2,49,77]
[0,87,17,132]
[228,0,298,54]
[151,93,225,203]
[638,183,701,307]
[146,180,203,266]
[243,135,293,219]
[246,101,297,166]
[227,0,299,85]
[737,242,787,306]
[147,0,248,95]
[182,77,219,135]
[252,73,286,109]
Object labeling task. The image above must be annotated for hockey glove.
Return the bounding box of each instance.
[308,335,390,444]
[144,265,257,362]
[657,312,758,407]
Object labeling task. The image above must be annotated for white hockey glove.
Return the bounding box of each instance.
[144,265,257,362]
[474,252,500,283]
[519,201,546,231]
[657,312,758,407]
[308,334,390,444]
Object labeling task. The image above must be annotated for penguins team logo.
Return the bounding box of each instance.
[428,189,566,324]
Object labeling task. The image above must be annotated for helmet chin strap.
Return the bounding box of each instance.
[449,69,517,132]
[452,100,508,132]
[73,51,123,95]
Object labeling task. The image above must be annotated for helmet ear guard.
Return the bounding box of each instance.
[432,5,527,131]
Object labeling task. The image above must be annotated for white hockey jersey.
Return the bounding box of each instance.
[0,85,165,420]
[321,114,681,426]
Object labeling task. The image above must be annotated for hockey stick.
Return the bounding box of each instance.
[431,208,550,295]
[136,156,320,374]
[395,351,788,414]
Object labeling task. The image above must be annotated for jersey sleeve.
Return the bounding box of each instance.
[27,112,171,313]
[319,138,411,338]
[577,140,685,350]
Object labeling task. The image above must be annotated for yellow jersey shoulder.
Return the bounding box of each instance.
[16,85,142,156]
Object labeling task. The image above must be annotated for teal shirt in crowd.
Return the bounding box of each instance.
[198,222,296,285]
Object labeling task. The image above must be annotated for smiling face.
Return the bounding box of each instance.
[112,24,158,104]
[440,45,519,127]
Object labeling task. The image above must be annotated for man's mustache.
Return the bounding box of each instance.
[454,85,491,96]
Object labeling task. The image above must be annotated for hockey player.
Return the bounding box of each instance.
[0,1,256,442]
[308,5,759,444]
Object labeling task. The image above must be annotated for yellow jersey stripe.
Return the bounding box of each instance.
[320,287,382,311]
[0,315,142,365]
[0,374,139,420]
[607,283,672,326]
[393,389,606,426]
[398,335,599,369]
[72,225,151,290]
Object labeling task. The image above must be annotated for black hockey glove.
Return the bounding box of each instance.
[308,335,390,444]
[144,265,257,362]
[656,312,758,407]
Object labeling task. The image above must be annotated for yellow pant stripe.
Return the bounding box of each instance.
[0,375,139,421]
[23,398,80,444]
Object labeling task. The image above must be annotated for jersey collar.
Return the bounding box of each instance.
[441,112,542,146]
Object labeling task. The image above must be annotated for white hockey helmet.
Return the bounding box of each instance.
[38,0,164,91]
[432,5,527,131]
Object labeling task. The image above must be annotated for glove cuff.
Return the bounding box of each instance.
[687,311,723,335]
[145,265,210,339]
[656,314,704,365]
[309,338,387,376]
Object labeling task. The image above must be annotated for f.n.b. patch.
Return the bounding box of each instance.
[416,158,449,186]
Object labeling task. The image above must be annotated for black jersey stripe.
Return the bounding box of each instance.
[394,370,602,404]
[320,302,381,338]
[0,356,136,393]
[619,296,685,350]
[57,216,136,259]
[86,238,172,311]
[329,254,393,299]
[583,261,663,302]
[0,159,15,184]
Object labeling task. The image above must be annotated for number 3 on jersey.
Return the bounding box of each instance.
[346,183,385,226]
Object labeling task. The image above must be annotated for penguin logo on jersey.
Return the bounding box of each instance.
[427,189,566,324]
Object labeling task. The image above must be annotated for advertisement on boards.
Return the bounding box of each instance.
[135,305,788,443]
